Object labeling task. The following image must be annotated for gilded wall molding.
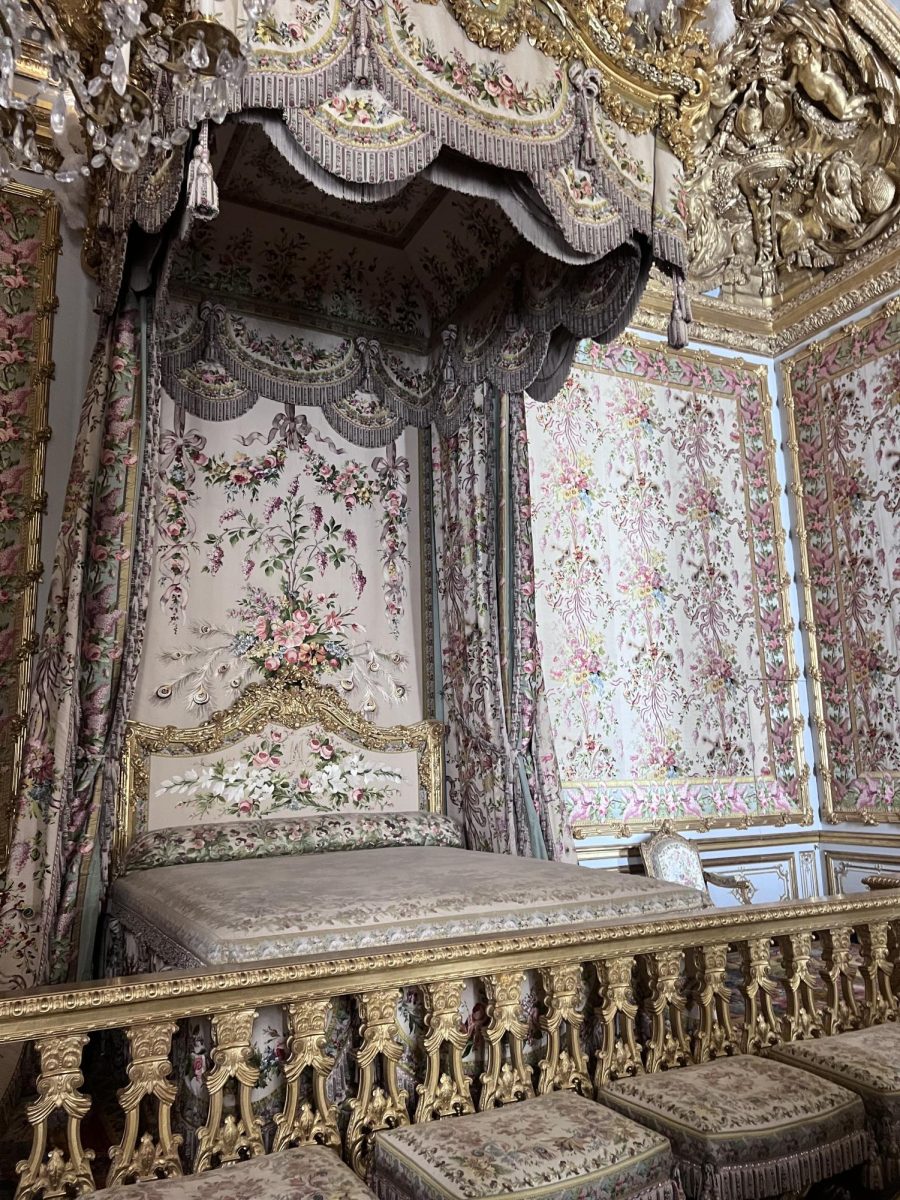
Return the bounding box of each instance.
[677,0,900,347]
[0,183,59,870]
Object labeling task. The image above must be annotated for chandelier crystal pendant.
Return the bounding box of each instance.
[0,0,274,183]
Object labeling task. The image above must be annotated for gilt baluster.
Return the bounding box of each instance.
[819,927,861,1034]
[738,937,780,1053]
[688,944,737,1062]
[273,999,341,1153]
[642,950,690,1073]
[415,980,474,1122]
[594,955,642,1089]
[479,972,535,1110]
[777,933,822,1041]
[538,964,592,1097]
[859,922,898,1026]
[346,989,409,1176]
[15,1035,94,1200]
[193,1009,264,1173]
[107,1023,182,1187]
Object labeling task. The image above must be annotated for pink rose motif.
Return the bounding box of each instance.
[330,96,347,114]
[238,798,253,815]
[264,655,281,671]
[484,77,502,96]
[352,787,365,803]
[319,744,334,761]
[284,648,300,665]
[253,750,271,767]
[269,730,285,743]
[297,776,311,791]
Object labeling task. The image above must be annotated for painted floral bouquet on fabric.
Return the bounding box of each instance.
[156,728,403,819]
[230,585,358,681]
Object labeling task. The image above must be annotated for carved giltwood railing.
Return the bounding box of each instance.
[2,891,899,1198]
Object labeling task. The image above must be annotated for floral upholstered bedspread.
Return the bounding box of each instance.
[107,844,704,968]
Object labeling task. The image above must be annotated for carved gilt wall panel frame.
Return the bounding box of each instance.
[0,183,59,868]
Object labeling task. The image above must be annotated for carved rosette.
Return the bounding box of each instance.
[107,1023,182,1187]
[415,980,475,1123]
[272,1000,341,1153]
[193,1009,264,1173]
[478,972,536,1110]
[346,989,410,1177]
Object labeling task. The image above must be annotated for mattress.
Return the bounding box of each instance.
[108,845,704,967]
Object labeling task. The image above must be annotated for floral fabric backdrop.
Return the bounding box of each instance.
[130,388,424,729]
[526,338,807,834]
[0,186,58,864]
[785,298,900,822]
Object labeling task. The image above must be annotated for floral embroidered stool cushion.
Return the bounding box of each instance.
[371,1090,681,1200]
[766,1022,900,1187]
[91,1145,377,1199]
[600,1054,871,1200]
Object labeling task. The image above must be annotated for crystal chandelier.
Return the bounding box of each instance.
[0,0,273,183]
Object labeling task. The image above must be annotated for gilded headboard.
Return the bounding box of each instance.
[114,680,444,878]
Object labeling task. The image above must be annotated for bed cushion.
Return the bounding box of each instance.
[767,1023,900,1184]
[372,1091,679,1200]
[601,1055,870,1199]
[108,847,704,966]
[122,811,463,872]
[91,1145,376,1198]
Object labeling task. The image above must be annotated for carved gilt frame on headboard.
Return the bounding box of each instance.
[114,680,445,879]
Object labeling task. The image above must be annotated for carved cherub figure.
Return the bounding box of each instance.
[785,33,868,121]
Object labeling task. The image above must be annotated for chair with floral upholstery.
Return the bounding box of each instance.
[766,1021,900,1190]
[91,1145,377,1200]
[372,1090,682,1200]
[640,823,752,906]
[600,1054,873,1200]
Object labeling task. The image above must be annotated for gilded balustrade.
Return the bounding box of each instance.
[2,891,900,1199]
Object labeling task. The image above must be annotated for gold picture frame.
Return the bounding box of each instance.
[0,182,60,868]
[114,678,446,878]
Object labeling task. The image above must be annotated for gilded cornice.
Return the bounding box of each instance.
[680,0,900,348]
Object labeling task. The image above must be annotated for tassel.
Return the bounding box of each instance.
[186,122,218,221]
[667,270,692,349]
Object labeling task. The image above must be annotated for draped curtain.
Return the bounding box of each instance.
[431,387,572,859]
[0,307,148,1013]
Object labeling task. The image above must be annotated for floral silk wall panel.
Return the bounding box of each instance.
[0,185,58,863]
[527,337,808,836]
[131,383,424,728]
[784,299,900,824]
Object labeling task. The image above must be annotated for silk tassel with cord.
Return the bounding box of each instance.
[186,121,219,221]
[667,270,692,348]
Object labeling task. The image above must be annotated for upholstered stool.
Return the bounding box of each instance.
[601,1054,871,1199]
[371,1090,681,1200]
[767,1022,900,1187]
[91,1145,377,1198]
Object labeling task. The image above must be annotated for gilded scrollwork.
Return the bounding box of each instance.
[272,1000,341,1153]
[687,944,737,1062]
[193,1009,264,1173]
[15,1035,94,1200]
[537,964,592,1096]
[593,955,643,1088]
[818,927,861,1035]
[415,980,475,1122]
[478,972,536,1110]
[687,0,900,316]
[107,1023,182,1187]
[641,950,691,1073]
[346,989,410,1176]
[777,932,823,1041]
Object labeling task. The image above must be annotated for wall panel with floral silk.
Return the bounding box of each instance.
[130,387,425,729]
[784,298,900,824]
[0,185,58,867]
[526,337,808,836]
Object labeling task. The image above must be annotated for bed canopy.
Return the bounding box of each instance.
[89,0,710,377]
